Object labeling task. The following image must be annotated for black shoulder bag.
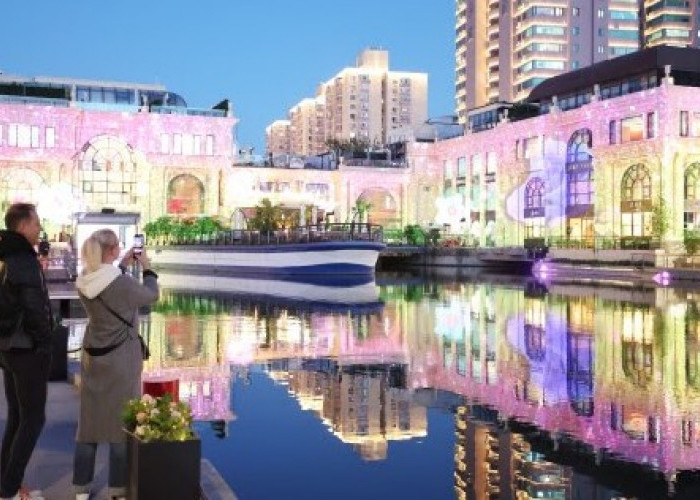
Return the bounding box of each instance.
[84,296,150,360]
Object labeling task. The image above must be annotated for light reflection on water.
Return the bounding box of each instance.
[68,273,700,498]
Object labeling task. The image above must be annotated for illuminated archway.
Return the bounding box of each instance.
[76,135,138,208]
[565,129,594,244]
[0,168,46,210]
[357,188,398,228]
[620,164,652,239]
[167,174,205,216]
[684,163,700,230]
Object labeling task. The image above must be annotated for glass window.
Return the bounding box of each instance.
[523,136,540,159]
[103,89,116,104]
[160,134,170,154]
[17,124,30,148]
[45,127,55,148]
[486,152,497,176]
[182,134,193,155]
[443,160,453,179]
[567,129,592,163]
[457,157,467,178]
[193,135,201,155]
[646,112,657,139]
[205,135,214,156]
[30,126,39,148]
[173,134,182,155]
[115,89,132,104]
[8,124,17,147]
[609,120,617,144]
[525,177,545,212]
[622,164,652,202]
[621,116,643,143]
[681,111,690,137]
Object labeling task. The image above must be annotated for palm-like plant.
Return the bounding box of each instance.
[249,198,282,234]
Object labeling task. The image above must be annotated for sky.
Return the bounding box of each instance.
[0,0,455,153]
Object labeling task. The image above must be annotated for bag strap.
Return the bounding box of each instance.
[96,296,134,328]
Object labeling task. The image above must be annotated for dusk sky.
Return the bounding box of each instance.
[0,0,455,153]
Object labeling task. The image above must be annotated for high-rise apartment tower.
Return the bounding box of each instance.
[455,0,641,121]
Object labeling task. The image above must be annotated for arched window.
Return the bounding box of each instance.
[524,177,545,241]
[566,128,592,164]
[524,298,546,362]
[565,129,594,241]
[167,174,204,216]
[621,164,652,203]
[620,304,654,387]
[525,177,545,211]
[76,135,137,207]
[0,168,46,209]
[620,164,652,239]
[684,163,700,230]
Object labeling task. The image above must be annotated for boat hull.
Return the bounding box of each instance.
[150,241,385,275]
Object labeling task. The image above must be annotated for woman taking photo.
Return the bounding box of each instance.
[72,229,158,500]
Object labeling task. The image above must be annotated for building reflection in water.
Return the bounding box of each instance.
[108,275,700,494]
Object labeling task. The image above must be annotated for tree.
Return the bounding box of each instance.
[351,199,372,223]
[249,198,282,234]
[651,196,669,241]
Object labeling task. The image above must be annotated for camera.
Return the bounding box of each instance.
[133,233,144,256]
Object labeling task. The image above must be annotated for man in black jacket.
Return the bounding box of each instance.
[0,203,52,499]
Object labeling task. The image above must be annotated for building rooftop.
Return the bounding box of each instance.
[527,45,700,104]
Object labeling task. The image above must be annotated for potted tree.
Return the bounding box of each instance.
[123,394,200,499]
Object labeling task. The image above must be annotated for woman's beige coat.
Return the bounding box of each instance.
[76,269,158,442]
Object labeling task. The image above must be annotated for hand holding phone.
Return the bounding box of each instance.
[133,233,144,256]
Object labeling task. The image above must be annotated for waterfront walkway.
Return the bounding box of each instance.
[0,373,237,499]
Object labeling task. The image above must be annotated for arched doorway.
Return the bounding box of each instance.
[524,177,545,246]
[684,163,700,230]
[565,129,594,245]
[167,174,204,216]
[356,188,399,228]
[620,164,652,247]
[76,135,138,208]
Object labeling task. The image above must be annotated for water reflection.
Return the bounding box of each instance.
[68,273,700,497]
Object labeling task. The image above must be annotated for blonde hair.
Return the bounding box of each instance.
[81,229,119,274]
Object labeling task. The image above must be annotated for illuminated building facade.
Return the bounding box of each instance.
[0,70,422,236]
[269,48,428,155]
[434,46,700,249]
[0,72,236,237]
[455,0,641,122]
[643,0,700,48]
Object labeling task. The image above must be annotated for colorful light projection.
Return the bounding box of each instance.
[504,136,569,227]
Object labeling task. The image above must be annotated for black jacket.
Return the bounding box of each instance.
[0,230,52,352]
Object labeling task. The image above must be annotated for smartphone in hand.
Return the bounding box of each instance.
[133,233,145,256]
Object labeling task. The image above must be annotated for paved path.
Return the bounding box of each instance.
[0,373,237,500]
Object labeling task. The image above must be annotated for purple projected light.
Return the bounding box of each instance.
[504,137,568,225]
[653,271,671,286]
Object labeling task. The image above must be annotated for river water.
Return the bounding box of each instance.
[69,271,700,499]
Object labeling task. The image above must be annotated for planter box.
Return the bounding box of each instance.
[126,431,201,499]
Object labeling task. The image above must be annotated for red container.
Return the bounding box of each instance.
[142,378,179,402]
